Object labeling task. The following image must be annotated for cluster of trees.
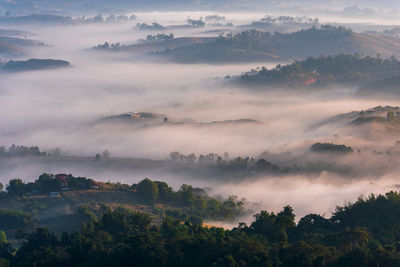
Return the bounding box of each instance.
[5,174,97,195]
[204,15,226,22]
[255,15,319,25]
[186,18,205,27]
[169,151,226,164]
[169,151,283,173]
[220,25,351,42]
[2,175,245,223]
[146,33,174,42]
[295,25,353,36]
[219,29,274,41]
[132,178,245,221]
[0,209,33,229]
[4,59,71,72]
[202,15,232,27]
[0,145,45,157]
[96,178,245,222]
[136,22,165,30]
[3,192,400,266]
[75,14,137,24]
[310,143,354,154]
[95,150,111,161]
[168,151,311,175]
[240,54,400,87]
[94,42,121,50]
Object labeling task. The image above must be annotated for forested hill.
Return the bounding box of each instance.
[156,26,400,63]
[0,174,246,235]
[2,191,400,265]
[2,59,71,71]
[234,54,400,88]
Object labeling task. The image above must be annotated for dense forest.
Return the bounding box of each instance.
[237,54,400,88]
[0,174,245,234]
[1,192,400,266]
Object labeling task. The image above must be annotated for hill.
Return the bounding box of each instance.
[93,36,217,55]
[154,26,400,63]
[95,111,261,129]
[0,174,246,237]
[234,54,400,89]
[2,59,71,71]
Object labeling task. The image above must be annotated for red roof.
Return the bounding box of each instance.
[304,78,317,86]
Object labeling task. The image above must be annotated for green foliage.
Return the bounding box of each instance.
[0,232,6,244]
[8,192,400,266]
[133,178,243,221]
[0,231,13,266]
[5,173,97,195]
[36,173,60,193]
[0,209,33,229]
[136,178,158,203]
[240,54,400,87]
[6,179,25,196]
[77,205,98,223]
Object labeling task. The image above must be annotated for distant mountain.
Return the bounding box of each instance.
[96,112,260,128]
[0,29,29,37]
[148,26,400,63]
[0,0,398,14]
[0,36,44,47]
[2,59,71,71]
[0,14,72,24]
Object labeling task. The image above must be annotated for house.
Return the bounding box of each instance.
[89,180,100,190]
[49,192,60,198]
[56,174,70,191]
[131,112,142,119]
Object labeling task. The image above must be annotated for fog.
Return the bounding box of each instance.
[1,11,400,222]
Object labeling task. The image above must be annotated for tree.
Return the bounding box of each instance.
[0,231,13,265]
[170,151,180,161]
[136,178,158,202]
[155,181,173,202]
[6,179,25,195]
[37,173,59,193]
[0,232,6,244]
[102,150,110,159]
